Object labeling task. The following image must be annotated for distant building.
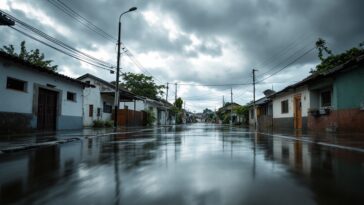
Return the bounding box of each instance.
[0,51,88,132]
[248,89,275,129]
[217,102,242,124]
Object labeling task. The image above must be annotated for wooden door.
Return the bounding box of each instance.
[294,95,302,129]
[37,88,58,130]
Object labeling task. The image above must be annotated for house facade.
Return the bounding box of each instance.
[271,86,310,130]
[307,57,364,132]
[0,51,86,132]
[269,54,364,132]
[78,74,116,127]
[249,89,275,129]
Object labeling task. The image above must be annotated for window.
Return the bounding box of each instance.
[6,77,27,92]
[97,108,101,117]
[281,100,289,114]
[85,80,91,84]
[67,92,76,101]
[321,91,332,107]
[103,102,112,113]
[89,105,93,117]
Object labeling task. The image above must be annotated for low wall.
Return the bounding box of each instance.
[57,115,83,130]
[308,108,364,132]
[0,112,35,132]
[272,117,308,131]
[258,115,273,130]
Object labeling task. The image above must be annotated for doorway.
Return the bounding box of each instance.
[37,88,58,130]
[294,95,302,129]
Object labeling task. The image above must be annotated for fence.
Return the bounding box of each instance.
[117,109,147,126]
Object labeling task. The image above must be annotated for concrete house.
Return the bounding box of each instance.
[218,102,242,124]
[306,55,364,132]
[249,89,275,129]
[270,83,311,130]
[270,54,364,132]
[77,73,138,127]
[0,51,87,132]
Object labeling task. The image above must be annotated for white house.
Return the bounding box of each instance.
[271,84,311,130]
[77,74,115,126]
[0,51,87,132]
[78,73,142,127]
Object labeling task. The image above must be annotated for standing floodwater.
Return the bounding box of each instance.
[0,124,363,204]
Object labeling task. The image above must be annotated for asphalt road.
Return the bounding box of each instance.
[0,123,363,205]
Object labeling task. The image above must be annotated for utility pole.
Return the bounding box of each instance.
[231,87,233,103]
[175,83,177,102]
[252,69,258,131]
[222,95,225,107]
[114,7,137,128]
[166,82,169,101]
[230,87,233,125]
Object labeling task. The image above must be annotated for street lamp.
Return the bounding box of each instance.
[114,7,137,128]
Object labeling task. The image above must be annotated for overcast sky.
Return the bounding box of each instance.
[1,0,363,112]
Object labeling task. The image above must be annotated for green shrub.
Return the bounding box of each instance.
[104,120,113,127]
[93,120,104,128]
[145,109,156,126]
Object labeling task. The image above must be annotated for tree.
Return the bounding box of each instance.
[121,72,165,99]
[234,105,249,124]
[315,38,333,61]
[1,41,58,71]
[314,40,364,73]
[174,97,183,110]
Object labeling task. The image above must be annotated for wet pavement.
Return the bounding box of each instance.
[0,124,363,205]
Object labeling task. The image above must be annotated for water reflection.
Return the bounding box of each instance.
[0,124,363,204]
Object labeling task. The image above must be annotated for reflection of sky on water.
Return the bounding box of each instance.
[0,124,363,204]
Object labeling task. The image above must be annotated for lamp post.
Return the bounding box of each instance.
[114,7,137,128]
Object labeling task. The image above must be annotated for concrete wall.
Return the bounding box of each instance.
[0,58,83,131]
[333,67,364,109]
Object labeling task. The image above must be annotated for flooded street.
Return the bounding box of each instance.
[1,124,363,205]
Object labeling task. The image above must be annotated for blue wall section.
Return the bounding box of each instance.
[334,67,364,109]
[57,115,83,130]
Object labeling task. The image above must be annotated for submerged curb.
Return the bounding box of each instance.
[0,126,172,154]
[0,137,81,154]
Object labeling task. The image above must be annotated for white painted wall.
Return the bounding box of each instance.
[0,59,83,117]
[272,87,310,118]
[79,77,114,126]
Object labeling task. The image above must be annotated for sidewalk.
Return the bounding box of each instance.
[255,128,364,152]
[0,126,167,154]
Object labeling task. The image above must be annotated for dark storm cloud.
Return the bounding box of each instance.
[1,0,363,110]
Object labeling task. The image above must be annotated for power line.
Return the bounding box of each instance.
[10,26,114,71]
[257,47,315,83]
[47,0,115,41]
[1,10,114,70]
[47,0,164,84]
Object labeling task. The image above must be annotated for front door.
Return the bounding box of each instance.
[294,95,302,129]
[37,88,58,130]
